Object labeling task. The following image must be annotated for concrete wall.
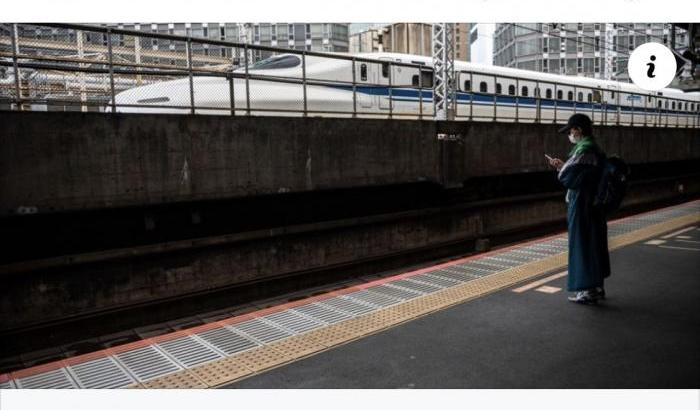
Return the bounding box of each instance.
[1,112,699,216]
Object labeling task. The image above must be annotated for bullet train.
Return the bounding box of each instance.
[113,52,700,127]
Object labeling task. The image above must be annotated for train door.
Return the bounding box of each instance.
[356,62,373,109]
[378,57,393,110]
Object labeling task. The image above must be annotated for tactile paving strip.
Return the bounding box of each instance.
[5,202,697,389]
[68,357,135,389]
[196,327,260,356]
[15,368,77,389]
[140,370,207,389]
[114,346,182,382]
[157,336,223,368]
[189,356,252,387]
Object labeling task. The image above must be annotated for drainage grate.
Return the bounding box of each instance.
[196,327,259,356]
[68,357,135,389]
[157,336,223,369]
[114,346,182,382]
[231,318,294,344]
[318,296,377,316]
[429,268,479,282]
[0,380,15,389]
[15,368,77,389]
[392,278,443,293]
[468,259,512,270]
[261,310,324,335]
[481,256,522,268]
[292,303,352,325]
[344,290,402,308]
[444,264,493,277]
[416,273,462,287]
[368,284,422,300]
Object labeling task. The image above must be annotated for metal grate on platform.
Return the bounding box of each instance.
[429,268,480,283]
[415,272,463,287]
[0,380,16,389]
[15,368,77,389]
[68,357,136,389]
[114,346,182,382]
[345,289,403,308]
[231,318,294,344]
[367,284,422,301]
[196,327,259,356]
[261,310,325,335]
[157,336,223,369]
[318,296,378,316]
[292,303,353,325]
[392,278,443,293]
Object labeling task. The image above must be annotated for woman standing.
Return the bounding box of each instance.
[548,113,611,304]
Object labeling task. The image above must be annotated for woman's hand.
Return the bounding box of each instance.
[548,157,564,170]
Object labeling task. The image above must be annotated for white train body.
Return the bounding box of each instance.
[114,52,700,127]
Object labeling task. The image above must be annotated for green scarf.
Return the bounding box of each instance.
[569,136,596,157]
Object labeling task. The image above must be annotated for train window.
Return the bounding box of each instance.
[521,86,528,97]
[685,102,688,111]
[593,90,602,102]
[546,89,552,99]
[496,83,502,94]
[647,95,652,102]
[381,62,390,78]
[610,91,615,99]
[360,64,367,81]
[672,101,675,110]
[508,85,515,95]
[410,71,433,88]
[587,93,592,103]
[464,80,471,91]
[479,81,488,93]
[658,100,662,108]
[557,90,563,100]
[577,92,583,102]
[249,54,301,70]
[567,91,573,101]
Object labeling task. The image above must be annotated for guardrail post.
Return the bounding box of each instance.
[492,75,496,121]
[10,24,22,111]
[229,71,235,116]
[535,80,540,123]
[186,38,195,114]
[351,57,357,118]
[631,92,635,126]
[553,83,558,123]
[388,62,393,119]
[515,77,519,122]
[244,44,250,115]
[468,72,473,120]
[107,28,116,113]
[302,51,308,116]
[418,68,423,120]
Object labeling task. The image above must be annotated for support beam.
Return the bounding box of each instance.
[432,23,456,121]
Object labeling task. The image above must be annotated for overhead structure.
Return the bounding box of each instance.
[432,23,456,121]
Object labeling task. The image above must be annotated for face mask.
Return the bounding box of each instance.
[568,133,578,144]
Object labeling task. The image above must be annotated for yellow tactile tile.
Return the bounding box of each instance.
[139,370,207,389]
[232,345,294,372]
[266,337,326,358]
[138,212,698,388]
[189,356,253,388]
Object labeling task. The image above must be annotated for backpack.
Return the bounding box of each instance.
[594,155,630,214]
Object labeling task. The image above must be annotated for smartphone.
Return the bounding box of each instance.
[544,154,553,161]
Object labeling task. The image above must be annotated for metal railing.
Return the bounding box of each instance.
[1,23,699,128]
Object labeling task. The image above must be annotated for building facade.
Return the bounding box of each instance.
[350,23,472,61]
[493,23,688,81]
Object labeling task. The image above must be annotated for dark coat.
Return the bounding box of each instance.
[558,141,611,291]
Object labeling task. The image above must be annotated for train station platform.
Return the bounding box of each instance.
[1,199,698,389]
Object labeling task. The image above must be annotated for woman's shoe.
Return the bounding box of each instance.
[592,287,606,300]
[568,290,597,304]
